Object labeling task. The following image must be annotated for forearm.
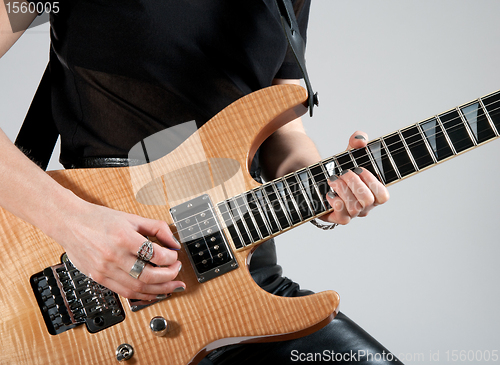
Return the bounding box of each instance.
[0,129,184,299]
[260,117,322,181]
[0,129,81,237]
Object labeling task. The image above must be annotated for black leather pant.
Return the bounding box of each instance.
[201,240,404,365]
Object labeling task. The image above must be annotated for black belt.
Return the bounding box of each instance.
[65,157,146,169]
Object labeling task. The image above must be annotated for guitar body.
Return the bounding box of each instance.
[0,84,340,365]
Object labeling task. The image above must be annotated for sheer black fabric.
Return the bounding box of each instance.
[27,0,310,166]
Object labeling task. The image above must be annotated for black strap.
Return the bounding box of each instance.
[274,0,318,116]
[15,63,58,171]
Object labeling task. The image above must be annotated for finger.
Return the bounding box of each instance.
[328,172,364,218]
[84,258,185,299]
[346,130,369,150]
[132,238,179,268]
[337,168,375,212]
[99,275,186,300]
[324,191,351,225]
[353,167,390,206]
[133,216,181,250]
[128,259,183,285]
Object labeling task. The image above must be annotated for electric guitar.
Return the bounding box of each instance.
[0,84,498,365]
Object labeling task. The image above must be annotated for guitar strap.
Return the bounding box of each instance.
[15,56,58,171]
[274,0,318,116]
[15,0,317,171]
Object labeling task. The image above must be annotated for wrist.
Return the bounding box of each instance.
[36,187,88,240]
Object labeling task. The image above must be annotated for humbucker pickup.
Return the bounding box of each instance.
[170,194,238,283]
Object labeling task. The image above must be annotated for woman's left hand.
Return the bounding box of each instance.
[321,131,390,225]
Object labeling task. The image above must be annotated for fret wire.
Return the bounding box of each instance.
[311,111,491,184]
[318,160,336,205]
[293,171,315,217]
[332,156,342,173]
[327,93,500,177]
[455,107,478,146]
[281,178,304,221]
[271,106,499,206]
[397,130,419,172]
[231,179,314,230]
[478,97,500,137]
[435,114,457,155]
[282,178,303,222]
[363,145,385,183]
[177,121,499,242]
[319,159,333,179]
[250,190,273,236]
[233,196,255,244]
[306,166,328,211]
[380,138,402,180]
[241,194,264,241]
[316,115,494,186]
[319,161,331,182]
[336,111,486,174]
[461,102,490,143]
[416,123,438,164]
[177,93,500,239]
[347,150,357,168]
[219,201,246,247]
[174,95,500,243]
[271,182,293,227]
[261,186,284,232]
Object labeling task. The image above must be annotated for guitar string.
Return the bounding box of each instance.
[303,98,500,187]
[173,98,500,240]
[173,99,500,240]
[237,96,500,203]
[216,98,500,229]
[316,97,500,180]
[173,101,500,240]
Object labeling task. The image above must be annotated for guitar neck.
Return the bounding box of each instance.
[216,90,500,250]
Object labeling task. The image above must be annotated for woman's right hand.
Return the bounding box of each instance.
[0,129,184,300]
[48,196,185,300]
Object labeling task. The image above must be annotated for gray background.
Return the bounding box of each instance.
[1,1,499,363]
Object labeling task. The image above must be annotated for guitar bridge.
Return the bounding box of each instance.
[30,254,125,335]
[170,194,238,283]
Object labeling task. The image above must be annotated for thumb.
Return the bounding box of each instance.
[346,131,369,150]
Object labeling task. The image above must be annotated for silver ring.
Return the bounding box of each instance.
[129,258,146,279]
[310,218,338,231]
[137,240,154,262]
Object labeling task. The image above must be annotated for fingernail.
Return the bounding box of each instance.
[327,191,336,199]
[355,135,366,140]
[172,235,182,249]
[178,263,182,272]
[328,175,338,182]
[353,167,363,175]
[173,286,185,293]
[156,293,172,300]
[340,169,350,176]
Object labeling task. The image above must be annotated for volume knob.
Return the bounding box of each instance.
[150,316,170,336]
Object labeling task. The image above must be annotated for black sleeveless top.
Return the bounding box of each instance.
[30,0,310,166]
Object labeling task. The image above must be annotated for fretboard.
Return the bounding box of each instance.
[217,90,500,250]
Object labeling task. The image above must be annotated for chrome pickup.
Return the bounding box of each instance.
[30,255,125,335]
[170,194,238,283]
